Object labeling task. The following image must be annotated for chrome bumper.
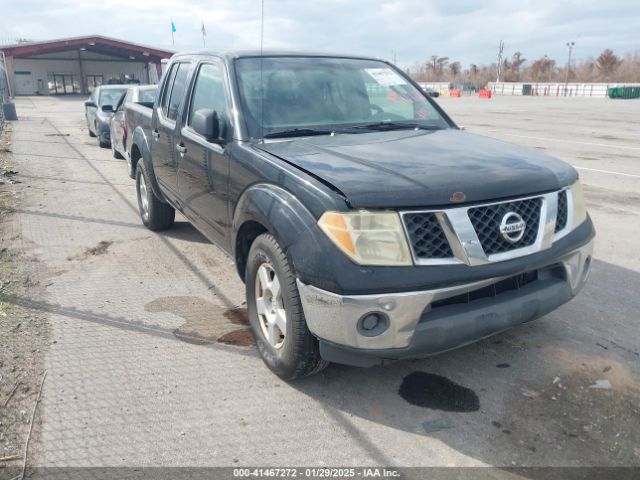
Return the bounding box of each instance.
[297,239,593,350]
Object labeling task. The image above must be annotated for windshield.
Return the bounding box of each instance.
[235,56,450,138]
[99,88,127,107]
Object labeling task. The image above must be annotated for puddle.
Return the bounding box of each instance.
[145,296,254,346]
[67,240,113,260]
[398,371,480,412]
[223,307,249,325]
[85,240,112,256]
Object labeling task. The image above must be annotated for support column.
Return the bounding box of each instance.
[77,50,86,94]
[4,55,16,98]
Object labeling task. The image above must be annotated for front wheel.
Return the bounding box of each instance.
[135,162,175,230]
[246,233,328,380]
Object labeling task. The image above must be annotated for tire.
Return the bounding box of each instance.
[126,154,135,179]
[88,122,96,137]
[246,233,328,380]
[111,140,124,159]
[135,162,175,231]
[97,125,109,148]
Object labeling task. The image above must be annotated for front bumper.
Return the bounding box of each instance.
[297,239,593,367]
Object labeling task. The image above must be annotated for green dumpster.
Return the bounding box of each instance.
[608,86,640,99]
[522,84,532,96]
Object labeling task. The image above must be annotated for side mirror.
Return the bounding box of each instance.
[85,101,97,108]
[101,104,114,112]
[192,108,221,142]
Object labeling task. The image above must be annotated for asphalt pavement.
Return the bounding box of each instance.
[2,95,639,469]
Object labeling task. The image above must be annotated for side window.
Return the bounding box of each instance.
[167,64,190,121]
[187,63,227,128]
[160,64,179,119]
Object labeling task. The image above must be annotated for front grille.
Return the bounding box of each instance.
[555,190,568,232]
[403,212,453,259]
[468,197,542,255]
[429,270,540,311]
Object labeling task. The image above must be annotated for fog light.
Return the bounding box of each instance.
[357,312,390,337]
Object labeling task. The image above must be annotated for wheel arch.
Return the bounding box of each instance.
[232,183,320,282]
[131,127,166,202]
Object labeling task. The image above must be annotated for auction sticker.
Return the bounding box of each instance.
[365,68,406,87]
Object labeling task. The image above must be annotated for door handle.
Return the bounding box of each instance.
[151,129,160,140]
[176,143,187,157]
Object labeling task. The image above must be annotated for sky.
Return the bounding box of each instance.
[1,0,639,69]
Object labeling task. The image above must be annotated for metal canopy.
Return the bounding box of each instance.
[1,35,173,63]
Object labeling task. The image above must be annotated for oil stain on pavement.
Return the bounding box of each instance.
[398,371,480,412]
[145,296,255,347]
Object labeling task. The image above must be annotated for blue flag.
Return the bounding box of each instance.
[171,20,176,32]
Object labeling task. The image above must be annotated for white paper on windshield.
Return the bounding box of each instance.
[365,68,407,87]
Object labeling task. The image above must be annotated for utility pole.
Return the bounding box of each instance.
[496,40,504,82]
[564,41,575,96]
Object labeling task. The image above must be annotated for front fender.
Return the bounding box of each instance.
[132,127,166,202]
[232,183,330,279]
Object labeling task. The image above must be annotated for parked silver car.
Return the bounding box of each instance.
[84,85,128,148]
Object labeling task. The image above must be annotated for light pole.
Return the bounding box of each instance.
[564,41,575,96]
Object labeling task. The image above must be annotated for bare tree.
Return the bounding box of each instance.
[449,61,461,78]
[596,49,623,80]
[411,48,639,84]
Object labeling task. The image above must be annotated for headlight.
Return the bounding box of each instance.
[569,180,587,229]
[318,211,412,266]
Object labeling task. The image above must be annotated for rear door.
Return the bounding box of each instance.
[177,60,231,247]
[150,61,191,201]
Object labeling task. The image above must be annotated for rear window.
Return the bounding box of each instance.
[139,88,157,104]
[167,64,190,121]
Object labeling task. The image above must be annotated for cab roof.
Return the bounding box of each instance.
[171,50,384,62]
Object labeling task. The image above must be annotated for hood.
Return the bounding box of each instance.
[256,129,577,208]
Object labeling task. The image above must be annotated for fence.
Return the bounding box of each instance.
[487,82,640,98]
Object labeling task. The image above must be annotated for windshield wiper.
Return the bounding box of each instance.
[346,122,442,132]
[263,128,334,139]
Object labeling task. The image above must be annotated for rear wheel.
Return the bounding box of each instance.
[135,162,175,230]
[88,122,96,137]
[111,139,124,159]
[97,124,109,148]
[246,233,328,380]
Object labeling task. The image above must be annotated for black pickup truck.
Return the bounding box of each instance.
[129,51,595,380]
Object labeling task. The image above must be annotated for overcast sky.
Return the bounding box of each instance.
[2,0,638,68]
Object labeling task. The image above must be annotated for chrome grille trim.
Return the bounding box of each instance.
[401,190,569,266]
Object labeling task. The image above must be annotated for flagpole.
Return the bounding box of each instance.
[201,21,206,48]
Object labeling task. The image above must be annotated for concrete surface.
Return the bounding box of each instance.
[3,95,640,468]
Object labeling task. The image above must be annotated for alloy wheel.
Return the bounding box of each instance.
[254,263,286,349]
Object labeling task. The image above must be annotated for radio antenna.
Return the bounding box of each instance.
[260,0,265,142]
